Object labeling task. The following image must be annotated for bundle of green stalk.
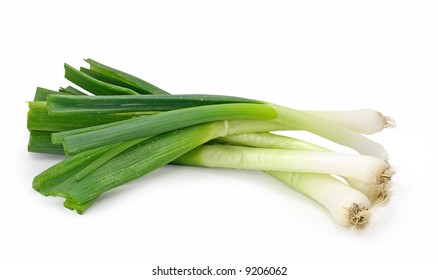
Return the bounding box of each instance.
[27,59,395,229]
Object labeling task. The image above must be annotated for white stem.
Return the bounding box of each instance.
[218,132,393,200]
[270,104,388,160]
[305,109,396,134]
[267,172,371,228]
[218,132,327,151]
[174,145,388,184]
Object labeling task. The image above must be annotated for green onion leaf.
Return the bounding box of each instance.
[28,131,64,154]
[85,58,170,95]
[37,122,228,212]
[46,94,262,115]
[27,101,136,132]
[64,63,140,96]
[59,86,89,96]
[33,145,114,196]
[54,103,278,155]
[33,87,60,101]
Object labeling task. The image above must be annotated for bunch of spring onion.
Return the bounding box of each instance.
[27,59,395,229]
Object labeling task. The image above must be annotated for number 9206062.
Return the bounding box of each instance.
[245,267,287,276]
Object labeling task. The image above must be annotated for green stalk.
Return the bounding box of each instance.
[30,123,291,155]
[46,94,261,115]
[34,119,292,213]
[73,137,150,181]
[32,137,148,213]
[53,103,278,155]
[28,131,64,154]
[80,67,126,85]
[33,145,114,196]
[33,87,60,101]
[63,199,95,214]
[43,122,228,212]
[59,86,88,96]
[64,63,140,96]
[80,67,147,94]
[85,59,170,95]
[27,101,136,131]
[50,115,150,143]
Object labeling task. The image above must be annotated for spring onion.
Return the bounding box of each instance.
[267,172,370,228]
[215,132,390,205]
[173,145,389,184]
[26,59,395,229]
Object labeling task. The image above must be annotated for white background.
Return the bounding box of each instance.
[1,0,438,279]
